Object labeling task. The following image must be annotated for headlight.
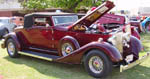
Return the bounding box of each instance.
[98,38,103,42]
[122,32,131,42]
[125,25,131,34]
[108,32,123,53]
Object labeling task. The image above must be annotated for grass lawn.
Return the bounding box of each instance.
[0,33,150,79]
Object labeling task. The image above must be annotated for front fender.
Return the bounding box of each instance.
[123,36,142,59]
[130,26,140,39]
[3,32,21,50]
[130,36,142,58]
[55,41,123,64]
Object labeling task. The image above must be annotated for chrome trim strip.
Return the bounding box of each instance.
[18,51,53,61]
[29,47,57,53]
[120,53,150,72]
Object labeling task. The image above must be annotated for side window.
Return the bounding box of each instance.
[33,17,51,27]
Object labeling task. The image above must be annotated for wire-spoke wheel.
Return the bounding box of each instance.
[6,39,19,58]
[84,50,112,78]
[89,56,104,74]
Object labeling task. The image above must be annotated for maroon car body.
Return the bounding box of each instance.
[1,1,142,78]
[98,13,141,39]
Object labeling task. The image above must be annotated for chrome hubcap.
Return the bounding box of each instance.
[62,43,73,56]
[89,56,103,74]
[8,42,15,55]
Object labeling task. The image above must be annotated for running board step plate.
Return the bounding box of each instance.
[18,50,60,61]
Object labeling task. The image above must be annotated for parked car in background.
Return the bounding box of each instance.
[141,17,150,32]
[0,17,16,38]
[129,16,143,33]
[1,1,149,78]
[11,16,24,26]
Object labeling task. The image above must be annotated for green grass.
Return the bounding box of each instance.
[0,33,150,79]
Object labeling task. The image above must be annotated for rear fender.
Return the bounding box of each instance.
[4,32,21,50]
[55,42,123,64]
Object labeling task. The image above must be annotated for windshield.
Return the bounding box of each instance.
[0,19,9,24]
[130,17,139,22]
[52,15,78,26]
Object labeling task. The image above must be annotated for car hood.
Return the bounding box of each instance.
[69,1,114,30]
[0,23,4,26]
[98,13,125,25]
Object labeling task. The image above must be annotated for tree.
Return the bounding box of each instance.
[51,0,105,12]
[21,0,105,12]
[22,0,51,11]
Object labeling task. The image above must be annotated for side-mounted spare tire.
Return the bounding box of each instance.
[61,41,75,56]
[59,36,80,56]
[83,50,112,78]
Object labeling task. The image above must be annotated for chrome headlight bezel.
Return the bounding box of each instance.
[108,32,124,53]
[122,32,131,42]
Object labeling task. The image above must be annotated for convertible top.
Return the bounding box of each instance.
[24,12,77,28]
[25,12,76,17]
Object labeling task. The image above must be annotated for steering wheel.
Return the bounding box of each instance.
[74,24,87,31]
[81,25,88,31]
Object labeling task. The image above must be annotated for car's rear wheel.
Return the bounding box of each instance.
[6,38,19,58]
[84,50,112,78]
[61,42,75,56]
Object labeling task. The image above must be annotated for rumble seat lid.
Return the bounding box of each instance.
[70,1,115,29]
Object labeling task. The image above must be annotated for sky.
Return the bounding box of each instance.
[110,0,150,15]
[111,0,150,10]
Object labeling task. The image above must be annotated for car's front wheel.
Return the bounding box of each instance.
[84,50,112,78]
[6,38,19,58]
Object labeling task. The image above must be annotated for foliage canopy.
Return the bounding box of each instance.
[22,0,105,12]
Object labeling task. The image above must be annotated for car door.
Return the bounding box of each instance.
[25,17,54,49]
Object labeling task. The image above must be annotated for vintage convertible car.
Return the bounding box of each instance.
[141,17,150,32]
[1,1,149,78]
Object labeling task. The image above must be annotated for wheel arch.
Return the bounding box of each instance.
[130,36,142,59]
[55,42,123,64]
[81,42,123,63]
[4,33,21,51]
[81,48,109,63]
[4,27,9,32]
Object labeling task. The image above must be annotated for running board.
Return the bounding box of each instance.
[18,50,60,61]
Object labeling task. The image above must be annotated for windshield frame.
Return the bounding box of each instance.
[0,18,9,24]
[52,15,78,26]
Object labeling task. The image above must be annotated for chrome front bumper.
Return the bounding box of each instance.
[120,53,150,72]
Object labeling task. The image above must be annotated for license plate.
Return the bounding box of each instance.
[125,54,133,63]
